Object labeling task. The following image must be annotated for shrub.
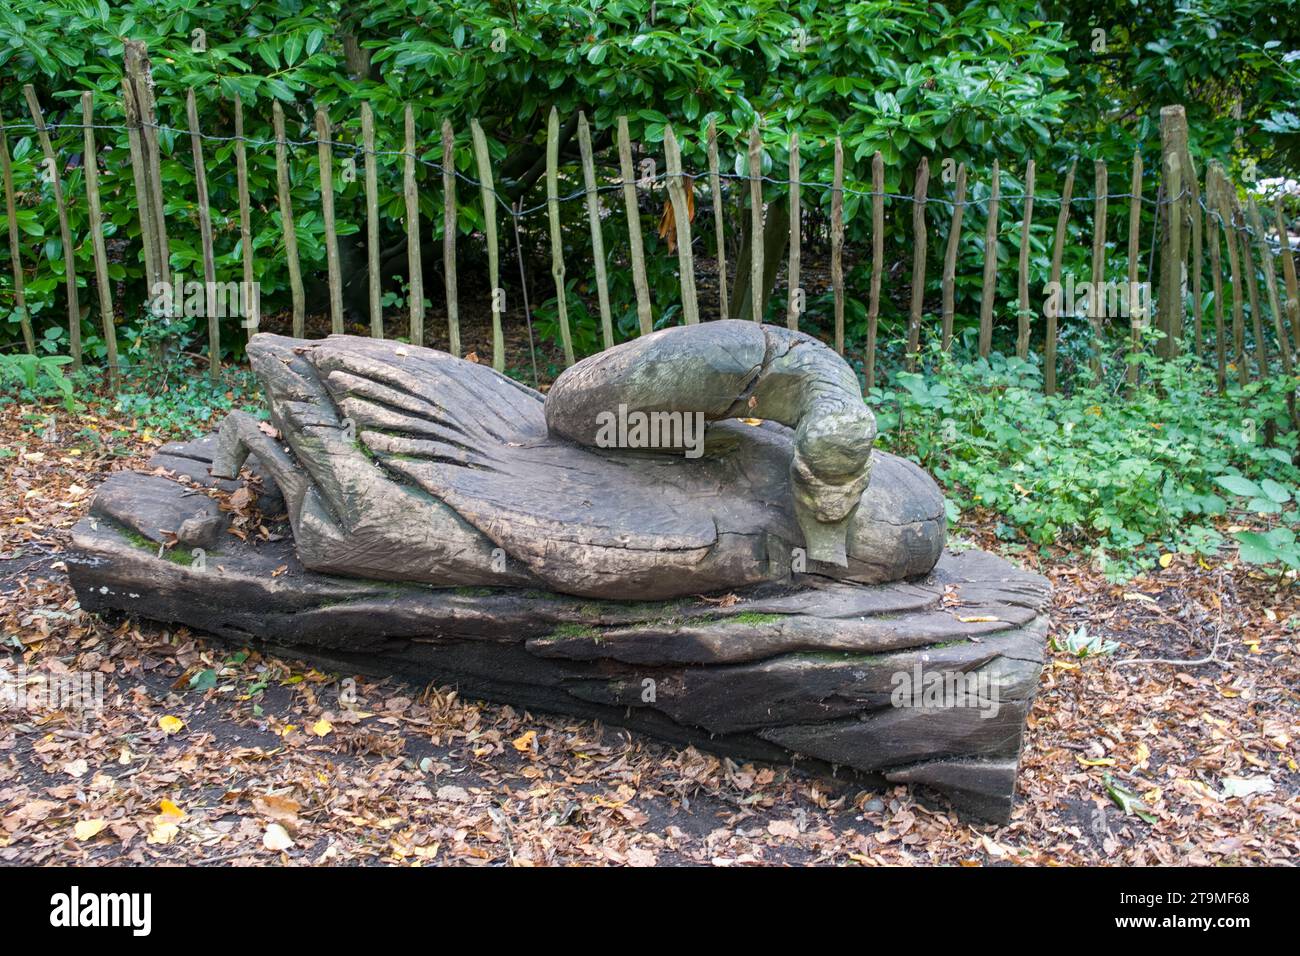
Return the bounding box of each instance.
[872,347,1300,578]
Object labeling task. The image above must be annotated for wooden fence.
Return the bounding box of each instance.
[2,43,1299,409]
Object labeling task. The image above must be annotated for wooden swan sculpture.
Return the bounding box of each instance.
[211,320,945,600]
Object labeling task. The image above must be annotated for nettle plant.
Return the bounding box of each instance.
[0,352,77,410]
[871,349,1300,578]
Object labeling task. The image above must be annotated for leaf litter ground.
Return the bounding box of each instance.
[1,394,1297,866]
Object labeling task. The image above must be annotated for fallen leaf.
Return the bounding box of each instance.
[74,819,106,841]
[147,822,179,845]
[979,833,1009,858]
[1106,776,1157,823]
[1219,776,1274,800]
[1123,592,1158,604]
[263,823,295,852]
[3,800,59,832]
[158,715,184,734]
[1133,742,1150,769]
[253,797,300,833]
[767,820,800,839]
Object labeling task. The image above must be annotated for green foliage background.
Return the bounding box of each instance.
[0,0,1296,372]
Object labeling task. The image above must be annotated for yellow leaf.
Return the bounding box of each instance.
[1076,756,1116,767]
[958,615,999,623]
[1053,660,1080,670]
[512,730,537,752]
[1159,552,1174,568]
[158,715,184,734]
[158,799,186,822]
[1134,742,1150,767]
[148,822,178,845]
[74,819,107,841]
[311,719,333,738]
[1123,592,1157,603]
